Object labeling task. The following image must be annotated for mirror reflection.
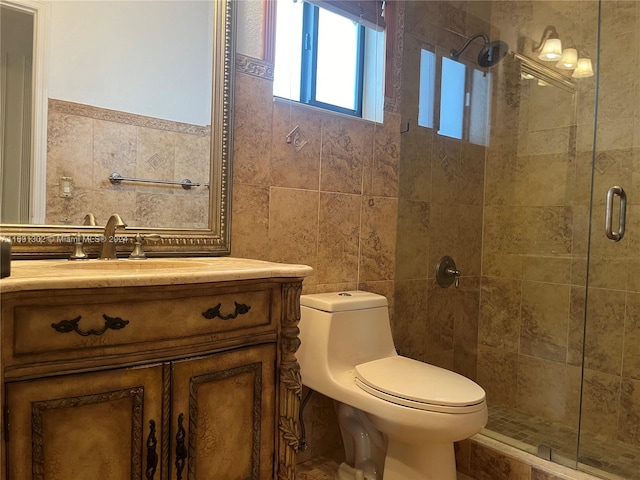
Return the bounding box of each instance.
[1,0,214,230]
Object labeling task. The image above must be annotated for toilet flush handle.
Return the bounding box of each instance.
[436,256,461,288]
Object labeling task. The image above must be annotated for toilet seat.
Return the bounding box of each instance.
[354,356,486,414]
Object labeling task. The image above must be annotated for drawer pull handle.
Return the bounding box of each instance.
[175,413,187,480]
[202,301,251,320]
[51,314,130,336]
[146,420,158,480]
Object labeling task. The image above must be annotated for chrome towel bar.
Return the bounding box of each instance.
[108,172,209,190]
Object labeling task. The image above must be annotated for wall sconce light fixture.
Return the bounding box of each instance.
[535,26,562,61]
[534,26,593,78]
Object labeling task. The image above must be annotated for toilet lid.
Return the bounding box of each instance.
[354,356,486,414]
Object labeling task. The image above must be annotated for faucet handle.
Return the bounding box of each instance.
[83,213,97,226]
[69,233,90,260]
[128,233,161,260]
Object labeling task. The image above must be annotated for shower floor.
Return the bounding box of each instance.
[486,405,640,480]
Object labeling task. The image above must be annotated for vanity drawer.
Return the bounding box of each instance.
[5,283,275,366]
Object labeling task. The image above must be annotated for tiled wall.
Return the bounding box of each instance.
[579,0,640,446]
[393,1,491,382]
[479,0,640,449]
[46,100,210,229]
[231,57,402,461]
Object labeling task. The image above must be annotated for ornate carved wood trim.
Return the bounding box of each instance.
[277,282,303,480]
[161,364,171,480]
[31,387,144,480]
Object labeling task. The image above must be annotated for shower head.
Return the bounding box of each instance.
[450,33,509,67]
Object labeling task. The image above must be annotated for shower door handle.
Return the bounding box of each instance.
[605,186,627,242]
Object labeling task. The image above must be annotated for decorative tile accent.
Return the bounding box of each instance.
[235,53,274,80]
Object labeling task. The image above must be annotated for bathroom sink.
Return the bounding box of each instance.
[55,259,211,271]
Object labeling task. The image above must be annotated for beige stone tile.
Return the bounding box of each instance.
[470,437,531,480]
[452,276,480,380]
[136,126,177,194]
[230,183,269,260]
[393,279,428,360]
[174,132,210,196]
[80,189,136,228]
[398,122,433,203]
[300,390,343,463]
[267,187,319,279]
[399,32,423,122]
[133,192,208,229]
[522,255,572,285]
[567,286,586,367]
[429,203,483,277]
[403,2,438,44]
[93,119,137,191]
[516,356,581,428]
[320,115,373,194]
[477,344,518,408]
[271,101,321,190]
[424,349,454,372]
[618,378,640,446]
[584,287,625,375]
[359,196,397,281]
[46,111,94,191]
[369,112,401,198]
[623,292,640,380]
[233,73,273,185]
[315,193,361,285]
[455,439,472,477]
[431,138,485,207]
[395,199,430,281]
[580,369,621,440]
[479,276,521,352]
[520,281,570,363]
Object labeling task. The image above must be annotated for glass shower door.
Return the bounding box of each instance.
[577,2,640,478]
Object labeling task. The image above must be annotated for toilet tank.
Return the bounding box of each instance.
[298,292,397,381]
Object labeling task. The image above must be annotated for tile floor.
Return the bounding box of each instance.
[296,455,473,479]
[486,405,640,480]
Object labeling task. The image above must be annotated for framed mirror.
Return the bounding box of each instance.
[0,0,234,257]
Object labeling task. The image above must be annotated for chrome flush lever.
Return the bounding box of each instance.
[605,186,627,242]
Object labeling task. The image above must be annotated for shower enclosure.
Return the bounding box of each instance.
[394,1,640,478]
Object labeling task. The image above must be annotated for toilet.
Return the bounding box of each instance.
[297,291,487,480]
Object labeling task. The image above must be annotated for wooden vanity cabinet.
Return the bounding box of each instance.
[1,278,304,480]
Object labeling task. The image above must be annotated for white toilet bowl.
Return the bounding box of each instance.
[297,291,487,480]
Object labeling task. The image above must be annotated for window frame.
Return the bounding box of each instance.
[299,2,366,117]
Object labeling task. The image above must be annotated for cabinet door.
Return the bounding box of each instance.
[5,365,166,480]
[171,344,276,480]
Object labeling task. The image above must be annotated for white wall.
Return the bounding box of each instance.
[48,1,213,125]
[236,0,263,59]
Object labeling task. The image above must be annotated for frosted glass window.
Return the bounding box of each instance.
[418,49,436,128]
[273,0,303,102]
[438,57,466,139]
[315,8,360,111]
[468,68,491,146]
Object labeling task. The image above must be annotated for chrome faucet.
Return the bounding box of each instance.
[100,214,127,260]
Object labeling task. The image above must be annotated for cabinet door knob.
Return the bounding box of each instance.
[175,413,188,480]
[146,420,158,480]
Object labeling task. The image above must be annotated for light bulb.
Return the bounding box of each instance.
[538,38,562,61]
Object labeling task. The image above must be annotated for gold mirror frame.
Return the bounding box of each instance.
[1,0,235,258]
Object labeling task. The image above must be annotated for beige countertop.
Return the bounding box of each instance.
[0,257,314,293]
